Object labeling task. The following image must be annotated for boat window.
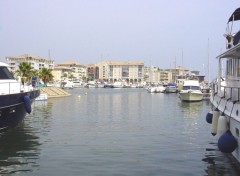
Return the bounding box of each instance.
[237,59,240,77]
[0,66,14,79]
[232,59,236,76]
[227,59,235,77]
[182,86,190,90]
[191,86,200,90]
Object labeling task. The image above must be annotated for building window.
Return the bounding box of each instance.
[122,66,129,78]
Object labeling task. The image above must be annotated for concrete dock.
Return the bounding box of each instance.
[40,87,71,98]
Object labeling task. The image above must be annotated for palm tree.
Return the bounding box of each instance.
[68,74,75,81]
[39,68,53,86]
[30,70,39,77]
[16,62,33,84]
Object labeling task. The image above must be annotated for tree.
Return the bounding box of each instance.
[16,62,33,84]
[30,70,39,77]
[39,68,53,86]
[61,73,68,80]
[68,74,75,81]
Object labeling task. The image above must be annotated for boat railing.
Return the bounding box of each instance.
[212,83,240,102]
[0,80,39,95]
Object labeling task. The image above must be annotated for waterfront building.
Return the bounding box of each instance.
[51,66,73,82]
[165,66,189,82]
[159,70,172,84]
[87,64,99,81]
[96,61,144,83]
[144,66,160,84]
[144,66,172,84]
[57,61,87,81]
[5,54,54,73]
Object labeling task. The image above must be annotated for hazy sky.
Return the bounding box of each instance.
[0,0,239,78]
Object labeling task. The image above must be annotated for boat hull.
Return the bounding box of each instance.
[179,92,203,102]
[229,117,240,163]
[0,90,40,131]
[165,87,177,93]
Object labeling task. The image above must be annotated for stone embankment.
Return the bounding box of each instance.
[40,87,71,98]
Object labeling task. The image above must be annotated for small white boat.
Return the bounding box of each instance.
[179,80,203,102]
[130,84,137,88]
[87,81,97,88]
[147,85,165,93]
[147,87,156,93]
[72,81,83,88]
[61,80,74,89]
[165,83,178,93]
[113,81,124,88]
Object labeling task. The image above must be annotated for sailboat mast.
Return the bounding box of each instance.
[208,38,210,84]
[48,49,51,60]
[182,48,183,67]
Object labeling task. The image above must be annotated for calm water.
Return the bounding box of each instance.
[0,88,240,176]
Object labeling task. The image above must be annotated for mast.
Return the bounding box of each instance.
[181,48,183,67]
[174,56,176,83]
[48,49,51,60]
[207,38,210,84]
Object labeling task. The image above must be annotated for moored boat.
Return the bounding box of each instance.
[201,86,211,100]
[147,85,166,93]
[179,80,203,102]
[206,8,240,163]
[0,62,40,131]
[113,81,124,88]
[165,83,178,93]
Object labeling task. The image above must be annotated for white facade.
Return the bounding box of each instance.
[57,61,87,81]
[96,61,144,83]
[5,54,54,73]
[52,66,72,82]
[144,66,172,84]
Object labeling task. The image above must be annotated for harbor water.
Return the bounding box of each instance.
[0,88,240,175]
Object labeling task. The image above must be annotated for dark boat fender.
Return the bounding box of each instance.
[24,95,32,113]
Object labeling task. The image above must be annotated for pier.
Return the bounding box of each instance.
[39,87,71,98]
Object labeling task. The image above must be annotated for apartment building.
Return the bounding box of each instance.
[96,61,144,83]
[57,61,87,81]
[159,70,172,83]
[51,66,73,81]
[165,66,189,82]
[144,66,172,84]
[5,54,54,73]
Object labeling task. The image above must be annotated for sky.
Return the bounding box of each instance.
[0,0,239,79]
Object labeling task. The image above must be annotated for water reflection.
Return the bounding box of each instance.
[0,127,41,174]
[178,100,203,119]
[0,100,53,175]
[203,143,240,176]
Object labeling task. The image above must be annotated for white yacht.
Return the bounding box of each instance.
[206,8,240,163]
[179,80,203,102]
